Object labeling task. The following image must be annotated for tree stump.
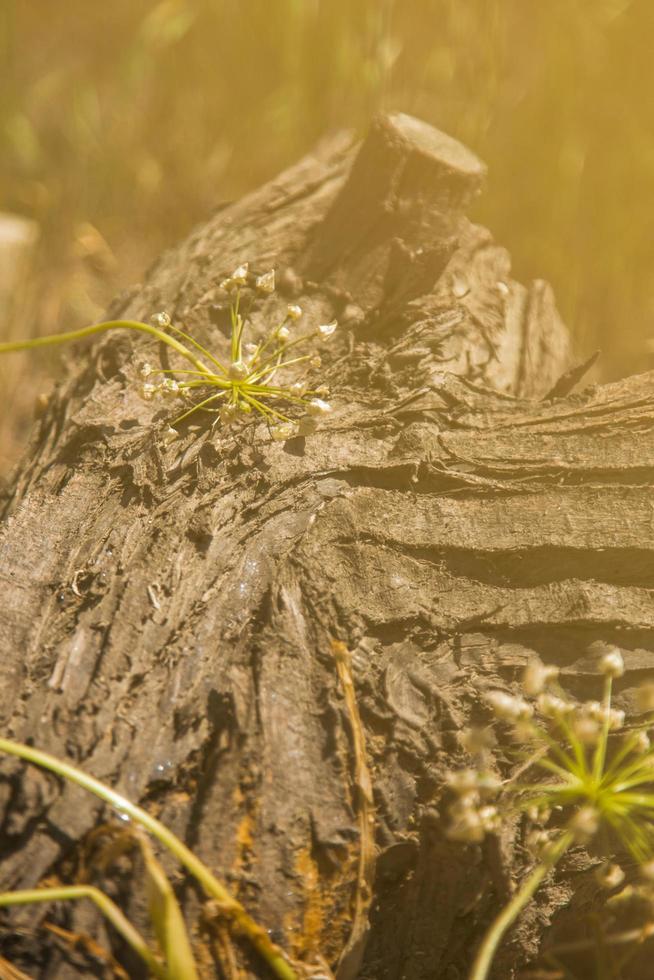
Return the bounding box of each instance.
[1,113,652,979]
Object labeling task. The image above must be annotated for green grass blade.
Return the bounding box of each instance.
[469,831,574,980]
[140,835,199,980]
[0,885,166,979]
[0,737,297,980]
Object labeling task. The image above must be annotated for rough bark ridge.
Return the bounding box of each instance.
[1,114,651,979]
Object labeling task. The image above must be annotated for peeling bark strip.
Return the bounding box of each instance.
[330,641,375,980]
[0,113,650,979]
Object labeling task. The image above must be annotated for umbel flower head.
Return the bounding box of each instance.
[0,261,338,445]
[138,263,338,440]
[448,646,654,866]
[447,646,654,980]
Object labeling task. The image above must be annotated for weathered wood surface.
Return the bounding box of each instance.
[1,113,651,979]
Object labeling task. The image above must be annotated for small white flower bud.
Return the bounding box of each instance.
[523,658,559,696]
[478,805,500,833]
[228,361,250,380]
[309,355,322,369]
[537,693,573,719]
[448,794,480,818]
[141,383,157,400]
[631,730,651,753]
[525,829,553,857]
[255,269,275,294]
[599,648,625,678]
[230,262,249,285]
[572,715,601,744]
[219,277,234,291]
[162,426,179,445]
[526,805,551,825]
[286,304,303,321]
[162,378,179,392]
[290,381,308,397]
[595,862,625,889]
[139,362,153,378]
[569,806,599,840]
[271,423,298,442]
[318,320,337,339]
[446,810,485,844]
[485,690,533,722]
[306,398,332,417]
[585,700,604,722]
[151,311,171,329]
[277,325,290,340]
[608,708,625,731]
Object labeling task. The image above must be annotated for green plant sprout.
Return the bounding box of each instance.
[0,262,337,442]
[0,737,298,980]
[445,647,654,980]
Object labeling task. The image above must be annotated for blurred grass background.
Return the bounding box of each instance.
[1,0,653,468]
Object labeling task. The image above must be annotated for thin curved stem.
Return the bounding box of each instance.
[469,831,574,980]
[171,391,227,426]
[593,675,613,781]
[163,321,227,374]
[0,885,166,979]
[0,320,212,376]
[239,390,291,423]
[0,738,297,980]
[248,351,311,383]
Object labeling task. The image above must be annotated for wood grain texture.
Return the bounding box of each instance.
[2,115,649,979]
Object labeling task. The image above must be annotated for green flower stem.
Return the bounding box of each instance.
[593,675,614,781]
[245,384,315,398]
[239,391,291,422]
[171,391,226,425]
[230,291,242,362]
[0,738,298,980]
[250,351,311,383]
[603,730,645,782]
[251,320,306,367]
[469,831,575,980]
[162,321,227,374]
[0,320,217,379]
[151,369,217,377]
[0,885,166,979]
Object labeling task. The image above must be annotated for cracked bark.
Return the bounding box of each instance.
[1,113,652,979]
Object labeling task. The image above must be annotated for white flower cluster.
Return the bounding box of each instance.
[443,642,654,980]
[481,649,627,747]
[137,262,340,439]
[444,769,502,844]
[446,645,654,856]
